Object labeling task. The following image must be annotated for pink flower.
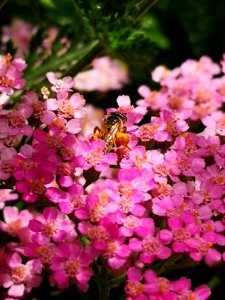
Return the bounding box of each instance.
[57,184,86,215]
[23,90,47,120]
[50,241,93,291]
[0,54,26,95]
[78,139,117,172]
[75,56,128,92]
[15,168,54,202]
[46,90,86,119]
[115,95,147,126]
[0,189,18,209]
[0,146,17,180]
[29,207,77,243]
[79,218,130,269]
[46,72,74,93]
[136,117,169,142]
[202,112,225,137]
[125,267,145,299]
[177,284,211,300]
[0,206,32,237]
[137,85,168,111]
[128,219,172,264]
[1,18,37,57]
[0,252,41,298]
[24,242,56,267]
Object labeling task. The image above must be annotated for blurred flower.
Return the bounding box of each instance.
[75,56,129,92]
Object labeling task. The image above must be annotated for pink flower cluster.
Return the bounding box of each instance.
[0,54,26,106]
[1,19,37,58]
[1,53,225,299]
[74,56,129,92]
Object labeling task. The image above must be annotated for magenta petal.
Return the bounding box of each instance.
[117,245,131,258]
[131,204,145,217]
[143,269,157,282]
[216,234,225,246]
[120,226,133,237]
[54,230,67,242]
[45,187,66,203]
[135,226,149,238]
[46,98,58,110]
[53,272,69,289]
[157,247,171,259]
[194,285,211,299]
[170,277,191,292]
[172,242,187,253]
[158,229,173,243]
[23,193,38,203]
[16,181,29,193]
[59,202,73,214]
[129,238,142,251]
[29,219,42,232]
[76,269,92,284]
[2,274,13,288]
[168,216,183,229]
[127,267,142,281]
[189,251,202,261]
[140,253,155,264]
[205,248,221,266]
[75,208,88,220]
[108,257,125,269]
[104,153,117,165]
[43,207,58,220]
[58,175,73,187]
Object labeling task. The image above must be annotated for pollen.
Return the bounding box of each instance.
[36,244,55,265]
[64,259,79,277]
[116,132,130,147]
[11,266,26,283]
[41,86,50,99]
[41,220,58,237]
[125,281,144,297]
[29,178,46,194]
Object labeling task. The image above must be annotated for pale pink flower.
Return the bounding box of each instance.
[0,189,18,209]
[0,54,27,95]
[46,72,74,93]
[0,206,32,237]
[0,252,41,298]
[75,56,128,92]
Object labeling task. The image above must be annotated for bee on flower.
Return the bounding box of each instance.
[91,112,130,153]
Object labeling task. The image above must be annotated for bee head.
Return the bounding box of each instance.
[107,112,127,124]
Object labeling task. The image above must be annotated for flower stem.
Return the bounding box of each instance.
[132,0,158,20]
[0,0,8,11]
[98,279,110,300]
[97,266,110,300]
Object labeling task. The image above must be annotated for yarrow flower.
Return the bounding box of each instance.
[0,53,26,96]
[74,56,129,92]
[1,53,225,300]
[0,252,42,298]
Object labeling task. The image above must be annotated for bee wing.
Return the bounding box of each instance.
[103,123,121,152]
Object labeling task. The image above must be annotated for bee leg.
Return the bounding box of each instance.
[93,126,101,133]
[122,126,127,133]
[91,126,101,140]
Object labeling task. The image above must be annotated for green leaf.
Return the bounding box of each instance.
[25,40,103,88]
[40,0,55,8]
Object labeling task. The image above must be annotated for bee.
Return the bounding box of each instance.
[92,112,130,153]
